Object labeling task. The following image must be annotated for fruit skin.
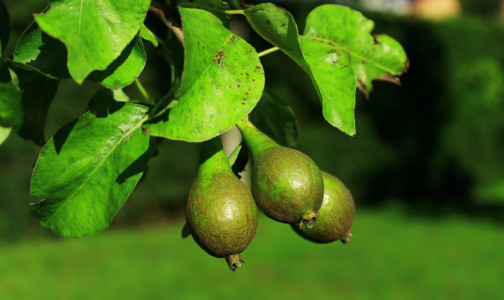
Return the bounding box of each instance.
[237,120,324,227]
[292,171,355,244]
[186,137,258,271]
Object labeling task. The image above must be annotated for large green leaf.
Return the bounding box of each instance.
[0,0,9,55]
[13,24,146,90]
[144,8,265,142]
[34,0,150,83]
[250,87,298,148]
[244,3,355,135]
[31,102,152,238]
[244,4,407,136]
[303,5,408,95]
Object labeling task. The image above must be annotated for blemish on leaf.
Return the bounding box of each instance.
[142,128,150,135]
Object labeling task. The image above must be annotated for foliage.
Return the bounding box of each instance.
[0,0,407,238]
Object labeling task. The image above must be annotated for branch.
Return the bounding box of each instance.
[149,5,185,47]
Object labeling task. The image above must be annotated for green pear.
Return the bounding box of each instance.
[186,137,258,271]
[237,120,324,228]
[292,171,355,243]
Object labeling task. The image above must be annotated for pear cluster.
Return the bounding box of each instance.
[185,121,355,271]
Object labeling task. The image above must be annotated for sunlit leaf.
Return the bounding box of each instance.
[245,4,407,136]
[144,8,265,142]
[31,102,153,238]
[140,23,158,47]
[34,0,150,83]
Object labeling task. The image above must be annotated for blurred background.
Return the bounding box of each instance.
[1,0,503,299]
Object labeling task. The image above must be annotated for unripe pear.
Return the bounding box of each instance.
[237,120,324,228]
[186,137,258,271]
[292,171,355,243]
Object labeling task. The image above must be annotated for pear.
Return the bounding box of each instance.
[292,171,355,244]
[186,137,258,271]
[237,120,324,228]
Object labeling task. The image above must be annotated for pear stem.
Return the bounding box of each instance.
[198,137,232,176]
[236,119,278,158]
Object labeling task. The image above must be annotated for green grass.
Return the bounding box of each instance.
[0,209,503,300]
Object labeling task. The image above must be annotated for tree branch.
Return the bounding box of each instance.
[149,5,185,47]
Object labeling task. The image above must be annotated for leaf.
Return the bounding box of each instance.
[0,0,9,55]
[12,23,70,78]
[303,5,408,95]
[140,23,158,47]
[244,4,407,136]
[249,87,298,148]
[0,126,11,145]
[299,36,357,135]
[34,0,150,83]
[88,35,146,90]
[144,8,265,142]
[13,23,146,90]
[227,144,242,166]
[244,3,310,72]
[244,3,355,135]
[31,102,152,238]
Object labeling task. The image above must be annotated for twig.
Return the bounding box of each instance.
[257,46,280,58]
[135,79,150,103]
[149,5,185,47]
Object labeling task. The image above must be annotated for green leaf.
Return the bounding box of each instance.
[144,8,265,142]
[0,126,11,145]
[303,5,408,95]
[244,3,310,72]
[249,87,298,148]
[140,23,158,47]
[244,4,407,136]
[31,102,152,238]
[244,3,355,135]
[88,35,147,90]
[299,36,356,135]
[34,0,150,83]
[13,23,70,78]
[13,23,146,90]
[0,0,9,55]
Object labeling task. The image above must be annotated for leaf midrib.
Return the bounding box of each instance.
[43,112,148,226]
[304,35,397,75]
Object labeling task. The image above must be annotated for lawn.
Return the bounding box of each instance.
[0,209,502,299]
